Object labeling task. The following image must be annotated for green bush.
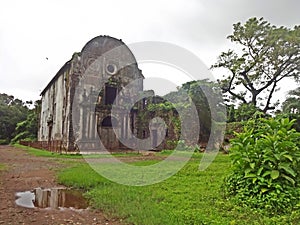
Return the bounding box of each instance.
[176,140,195,151]
[0,139,9,145]
[223,117,300,213]
[10,131,36,144]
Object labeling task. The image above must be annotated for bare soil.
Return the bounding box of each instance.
[0,145,123,225]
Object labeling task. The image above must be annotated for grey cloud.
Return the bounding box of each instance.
[0,0,299,101]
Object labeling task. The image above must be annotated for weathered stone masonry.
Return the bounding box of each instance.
[39,35,180,151]
[39,36,142,150]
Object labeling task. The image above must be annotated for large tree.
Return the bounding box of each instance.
[212,17,300,113]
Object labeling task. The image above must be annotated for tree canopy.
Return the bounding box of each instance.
[0,93,39,144]
[163,79,226,143]
[212,17,300,113]
[0,93,28,144]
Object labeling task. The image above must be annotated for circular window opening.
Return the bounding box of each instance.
[106,64,117,74]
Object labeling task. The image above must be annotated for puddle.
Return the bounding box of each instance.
[15,187,89,210]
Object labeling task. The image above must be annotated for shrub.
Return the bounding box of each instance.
[223,117,300,213]
[176,140,195,151]
[10,131,36,144]
[0,139,9,145]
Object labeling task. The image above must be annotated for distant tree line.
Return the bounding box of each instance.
[0,93,40,144]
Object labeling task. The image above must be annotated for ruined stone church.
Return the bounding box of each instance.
[38,36,177,151]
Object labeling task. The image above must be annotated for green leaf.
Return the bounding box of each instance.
[250,162,255,169]
[274,154,280,161]
[279,164,297,177]
[244,168,252,175]
[242,157,251,162]
[270,170,280,180]
[262,171,271,177]
[282,174,295,185]
[263,157,276,163]
[257,167,264,176]
[282,154,293,162]
[244,173,256,178]
[261,188,269,193]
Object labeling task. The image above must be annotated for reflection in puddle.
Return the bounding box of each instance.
[15,188,89,209]
[15,191,35,208]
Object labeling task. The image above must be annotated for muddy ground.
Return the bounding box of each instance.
[0,145,124,225]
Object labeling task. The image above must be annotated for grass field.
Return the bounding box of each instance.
[56,152,300,225]
[16,145,300,224]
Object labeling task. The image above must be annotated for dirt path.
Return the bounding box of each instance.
[0,145,123,225]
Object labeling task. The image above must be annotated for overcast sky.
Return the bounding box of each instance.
[0,0,299,102]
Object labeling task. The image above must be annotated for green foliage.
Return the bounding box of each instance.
[0,93,29,143]
[292,114,300,132]
[281,86,300,132]
[276,113,300,133]
[226,103,263,122]
[0,94,40,144]
[233,103,263,122]
[164,79,225,142]
[140,79,225,145]
[0,139,9,145]
[282,87,300,113]
[11,101,40,143]
[11,131,33,143]
[58,154,232,225]
[224,117,300,212]
[58,163,107,189]
[212,17,300,113]
[147,101,175,112]
[57,153,300,224]
[176,140,194,151]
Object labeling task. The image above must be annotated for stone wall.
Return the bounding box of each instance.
[38,62,71,150]
[39,36,146,151]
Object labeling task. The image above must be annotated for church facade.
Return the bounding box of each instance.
[38,36,176,151]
